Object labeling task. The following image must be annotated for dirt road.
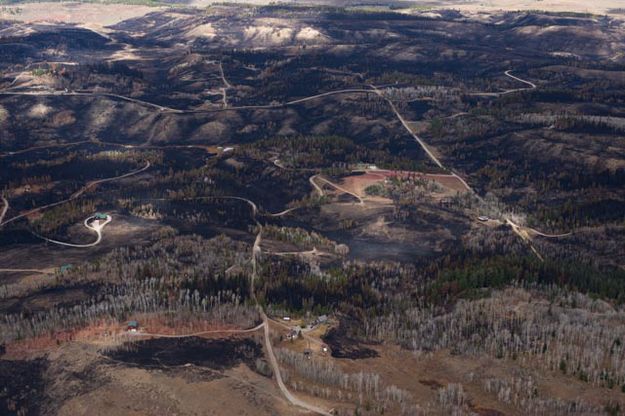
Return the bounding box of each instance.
[260,309,333,416]
[314,175,364,204]
[0,268,53,274]
[370,84,445,170]
[308,175,324,197]
[34,214,111,248]
[0,89,182,112]
[245,194,332,416]
[128,322,266,339]
[0,161,150,228]
[469,70,537,97]
[136,193,330,413]
[0,140,91,158]
[0,196,8,225]
[504,70,537,90]
[0,87,374,115]
[218,61,232,107]
[267,207,300,217]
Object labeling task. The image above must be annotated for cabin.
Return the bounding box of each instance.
[95,213,108,220]
[286,325,302,340]
[478,215,490,222]
[59,264,72,273]
[127,320,139,332]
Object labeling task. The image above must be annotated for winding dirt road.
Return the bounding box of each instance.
[306,175,323,197]
[34,214,111,248]
[0,140,92,158]
[371,72,571,261]
[0,87,375,115]
[0,89,182,112]
[134,190,331,414]
[0,196,8,225]
[0,161,150,228]
[242,193,332,416]
[504,70,537,90]
[71,161,151,199]
[267,207,301,217]
[370,85,476,196]
[313,175,364,205]
[469,70,537,97]
[259,309,332,416]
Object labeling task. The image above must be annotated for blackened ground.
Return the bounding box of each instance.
[0,358,48,416]
[323,327,379,359]
[106,337,262,371]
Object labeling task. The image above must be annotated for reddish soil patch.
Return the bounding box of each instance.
[425,174,469,192]
[339,173,386,196]
[342,169,470,196]
[2,314,256,359]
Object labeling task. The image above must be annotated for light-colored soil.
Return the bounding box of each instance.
[0,0,619,32]
[0,3,162,26]
[339,170,469,202]
[427,0,625,15]
[58,363,299,416]
[337,344,625,414]
[338,173,387,202]
[3,313,261,360]
[424,173,469,193]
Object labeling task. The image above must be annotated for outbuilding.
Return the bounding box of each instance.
[127,320,139,332]
[59,264,72,273]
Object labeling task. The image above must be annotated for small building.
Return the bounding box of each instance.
[288,326,303,339]
[59,264,72,273]
[478,216,490,222]
[95,213,108,220]
[222,147,234,153]
[282,316,291,321]
[127,320,139,332]
[440,197,453,208]
[317,315,328,324]
[303,348,312,359]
